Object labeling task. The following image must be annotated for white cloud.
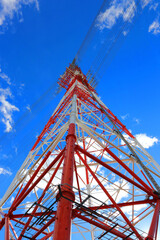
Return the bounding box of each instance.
[0,167,12,175]
[121,132,158,149]
[149,2,159,11]
[0,68,11,85]
[26,104,31,112]
[0,87,19,132]
[0,0,39,27]
[96,0,136,30]
[135,133,158,149]
[148,19,160,35]
[13,145,18,154]
[79,137,112,160]
[123,30,128,36]
[24,201,32,213]
[19,83,25,92]
[121,113,129,120]
[10,196,14,203]
[141,0,152,9]
[122,203,147,216]
[123,0,136,22]
[133,118,140,124]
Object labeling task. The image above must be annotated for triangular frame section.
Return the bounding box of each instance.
[0,64,160,240]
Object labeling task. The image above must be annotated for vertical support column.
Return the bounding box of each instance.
[145,200,160,240]
[53,95,77,240]
[5,216,9,240]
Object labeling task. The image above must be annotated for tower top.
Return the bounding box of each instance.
[58,63,96,93]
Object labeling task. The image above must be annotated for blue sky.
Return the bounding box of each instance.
[0,0,160,238]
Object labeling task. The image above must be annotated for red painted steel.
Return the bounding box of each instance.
[12,218,48,236]
[145,200,160,240]
[76,151,143,240]
[5,217,9,240]
[76,145,157,198]
[73,211,133,240]
[53,123,76,240]
[17,155,64,240]
[40,230,54,240]
[9,220,18,239]
[141,170,154,190]
[10,150,53,213]
[1,64,159,240]
[10,149,65,214]
[0,218,5,230]
[87,199,157,211]
[32,216,56,239]
[104,146,153,193]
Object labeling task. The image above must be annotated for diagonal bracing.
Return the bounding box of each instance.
[0,63,160,240]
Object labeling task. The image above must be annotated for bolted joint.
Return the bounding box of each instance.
[153,190,160,196]
[56,189,75,203]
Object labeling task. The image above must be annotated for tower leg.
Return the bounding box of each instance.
[5,217,9,240]
[53,123,76,240]
[145,200,160,240]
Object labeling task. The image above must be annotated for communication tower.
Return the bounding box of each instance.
[0,63,160,240]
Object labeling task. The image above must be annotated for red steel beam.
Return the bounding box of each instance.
[31,89,73,151]
[11,184,23,212]
[12,218,48,235]
[9,220,18,239]
[53,123,76,240]
[5,217,9,240]
[76,151,143,240]
[11,199,154,219]
[104,145,153,192]
[31,216,56,239]
[10,148,65,214]
[10,150,53,212]
[11,211,55,219]
[141,170,154,190]
[40,231,54,240]
[76,145,156,198]
[0,218,5,230]
[73,211,134,240]
[86,199,157,211]
[145,200,160,240]
[18,155,64,240]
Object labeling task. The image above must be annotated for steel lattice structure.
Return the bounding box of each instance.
[0,63,160,240]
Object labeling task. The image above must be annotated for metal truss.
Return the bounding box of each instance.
[0,63,160,240]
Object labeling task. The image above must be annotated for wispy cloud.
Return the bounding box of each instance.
[121,113,129,120]
[96,0,136,30]
[0,87,19,132]
[121,132,158,149]
[141,0,152,9]
[10,196,14,203]
[96,0,160,38]
[135,133,158,148]
[0,167,12,175]
[149,2,159,11]
[0,68,11,85]
[26,104,31,112]
[133,118,140,124]
[148,18,160,35]
[0,0,39,27]
[0,68,20,132]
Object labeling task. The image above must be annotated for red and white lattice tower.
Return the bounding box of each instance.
[0,63,160,240]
